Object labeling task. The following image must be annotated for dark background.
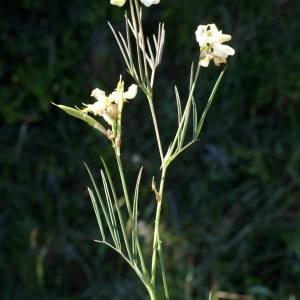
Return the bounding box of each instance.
[1,0,300,299]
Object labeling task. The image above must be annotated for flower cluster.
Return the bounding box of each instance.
[195,23,235,67]
[110,0,159,7]
[81,84,138,125]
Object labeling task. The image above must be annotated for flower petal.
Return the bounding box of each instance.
[200,56,210,67]
[140,0,160,7]
[108,91,120,103]
[195,25,209,48]
[123,84,138,100]
[110,0,126,7]
[213,42,235,58]
[219,34,232,43]
[91,88,105,101]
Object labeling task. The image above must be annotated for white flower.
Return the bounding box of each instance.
[200,52,213,67]
[195,23,235,67]
[108,91,120,103]
[123,84,138,100]
[83,82,137,126]
[91,88,106,102]
[83,88,108,115]
[82,101,106,116]
[209,23,235,59]
[209,23,232,44]
[195,25,209,48]
[110,0,126,7]
[110,0,160,7]
[108,84,138,103]
[213,42,235,59]
[140,0,160,7]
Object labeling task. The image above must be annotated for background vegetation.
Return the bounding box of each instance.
[1,0,300,299]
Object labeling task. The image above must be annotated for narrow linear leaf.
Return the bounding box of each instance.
[192,96,197,140]
[100,157,133,263]
[101,170,121,251]
[125,11,139,81]
[175,86,182,149]
[168,60,201,161]
[88,187,105,241]
[189,61,194,91]
[52,103,108,135]
[84,163,116,248]
[195,66,227,138]
[107,21,131,71]
[132,167,143,265]
[179,94,192,149]
[156,231,169,300]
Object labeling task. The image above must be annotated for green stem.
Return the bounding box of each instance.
[150,166,167,287]
[147,94,164,164]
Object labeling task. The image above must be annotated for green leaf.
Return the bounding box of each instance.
[192,96,197,140]
[132,167,143,265]
[101,170,121,250]
[87,187,105,241]
[52,103,109,136]
[100,157,133,263]
[195,66,227,138]
[134,263,155,296]
[175,86,182,150]
[84,163,116,247]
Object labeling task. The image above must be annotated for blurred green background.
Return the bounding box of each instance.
[1,0,300,299]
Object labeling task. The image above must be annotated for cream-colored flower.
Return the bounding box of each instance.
[82,88,108,115]
[108,91,120,103]
[82,101,106,116]
[91,88,105,101]
[209,23,232,44]
[123,84,138,100]
[200,52,213,67]
[108,84,138,103]
[209,23,235,59]
[110,0,126,7]
[83,82,137,126]
[213,42,235,59]
[195,25,209,48]
[111,0,160,7]
[196,23,235,67]
[140,0,160,7]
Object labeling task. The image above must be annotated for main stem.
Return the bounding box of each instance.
[151,166,167,287]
